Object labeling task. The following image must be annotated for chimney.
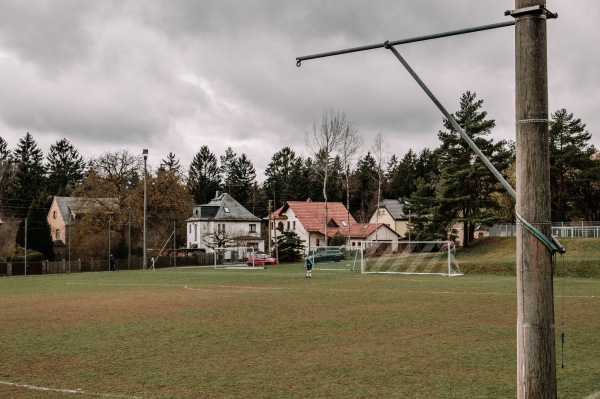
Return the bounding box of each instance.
[306,198,312,202]
[215,190,222,198]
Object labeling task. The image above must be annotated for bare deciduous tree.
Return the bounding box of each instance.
[305,109,352,243]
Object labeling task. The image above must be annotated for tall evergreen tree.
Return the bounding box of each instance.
[187,145,221,204]
[159,152,182,176]
[220,147,238,195]
[231,153,256,206]
[13,132,46,218]
[46,138,86,196]
[386,150,418,200]
[549,109,597,221]
[435,92,513,247]
[350,152,378,222]
[0,136,17,215]
[285,157,311,202]
[406,177,443,241]
[264,147,298,207]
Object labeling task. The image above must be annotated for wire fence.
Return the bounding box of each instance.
[489,222,600,238]
[0,253,215,276]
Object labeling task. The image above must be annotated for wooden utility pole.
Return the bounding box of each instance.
[514,1,557,397]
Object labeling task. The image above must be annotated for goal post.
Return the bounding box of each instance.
[305,246,361,271]
[360,240,463,276]
[214,247,258,269]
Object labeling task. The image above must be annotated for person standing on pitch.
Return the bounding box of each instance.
[109,254,115,272]
[305,256,313,278]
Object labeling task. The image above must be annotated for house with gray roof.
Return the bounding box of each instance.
[369,198,410,239]
[186,191,264,253]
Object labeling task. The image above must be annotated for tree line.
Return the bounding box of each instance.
[1,91,598,261]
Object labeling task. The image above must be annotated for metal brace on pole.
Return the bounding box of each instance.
[296,15,564,255]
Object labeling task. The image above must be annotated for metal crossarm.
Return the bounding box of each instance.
[296,20,515,66]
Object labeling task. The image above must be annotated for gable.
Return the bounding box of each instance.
[283,201,356,235]
[189,192,260,222]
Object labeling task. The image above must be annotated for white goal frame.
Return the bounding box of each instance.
[360,240,463,276]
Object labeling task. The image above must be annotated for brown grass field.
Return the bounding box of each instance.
[0,261,599,398]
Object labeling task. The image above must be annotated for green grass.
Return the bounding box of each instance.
[457,237,600,278]
[1,265,599,398]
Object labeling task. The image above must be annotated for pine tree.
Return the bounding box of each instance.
[159,152,182,175]
[46,138,86,196]
[435,92,513,247]
[0,136,17,215]
[14,132,46,218]
[275,227,305,262]
[350,152,378,222]
[187,145,221,204]
[231,153,256,206]
[549,109,597,221]
[220,147,238,196]
[264,147,298,207]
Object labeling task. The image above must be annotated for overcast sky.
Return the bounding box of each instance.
[0,1,598,181]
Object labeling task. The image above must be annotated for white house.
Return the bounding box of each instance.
[186,191,264,253]
[369,198,410,238]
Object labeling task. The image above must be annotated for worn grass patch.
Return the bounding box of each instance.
[1,266,599,398]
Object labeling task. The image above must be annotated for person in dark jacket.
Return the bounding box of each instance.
[305,256,313,278]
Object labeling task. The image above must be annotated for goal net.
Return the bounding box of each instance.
[306,246,361,271]
[360,240,462,276]
[214,247,257,269]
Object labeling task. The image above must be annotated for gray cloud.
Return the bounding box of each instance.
[0,0,598,181]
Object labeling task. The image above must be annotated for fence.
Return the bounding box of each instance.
[489,222,600,238]
[0,252,215,276]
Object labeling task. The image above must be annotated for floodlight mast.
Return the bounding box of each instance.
[296,5,560,398]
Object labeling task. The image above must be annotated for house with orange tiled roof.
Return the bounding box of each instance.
[268,199,400,252]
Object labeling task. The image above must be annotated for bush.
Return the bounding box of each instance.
[10,251,45,262]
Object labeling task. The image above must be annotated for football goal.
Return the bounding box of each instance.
[360,240,463,276]
[306,246,361,271]
[214,247,261,269]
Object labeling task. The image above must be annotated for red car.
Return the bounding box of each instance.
[246,253,277,266]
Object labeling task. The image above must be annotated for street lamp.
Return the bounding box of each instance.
[143,149,148,270]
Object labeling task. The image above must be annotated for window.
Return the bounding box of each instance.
[194,225,198,241]
[249,224,256,233]
[293,221,296,230]
[56,229,61,240]
[224,207,230,213]
[287,221,290,230]
[53,210,56,219]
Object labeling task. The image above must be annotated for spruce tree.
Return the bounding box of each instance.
[231,153,256,206]
[46,138,86,196]
[275,227,305,262]
[435,92,513,247]
[187,145,221,204]
[549,109,597,221]
[14,132,46,218]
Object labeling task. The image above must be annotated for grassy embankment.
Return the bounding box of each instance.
[457,237,600,278]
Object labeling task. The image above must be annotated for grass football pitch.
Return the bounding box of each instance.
[1,265,599,399]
